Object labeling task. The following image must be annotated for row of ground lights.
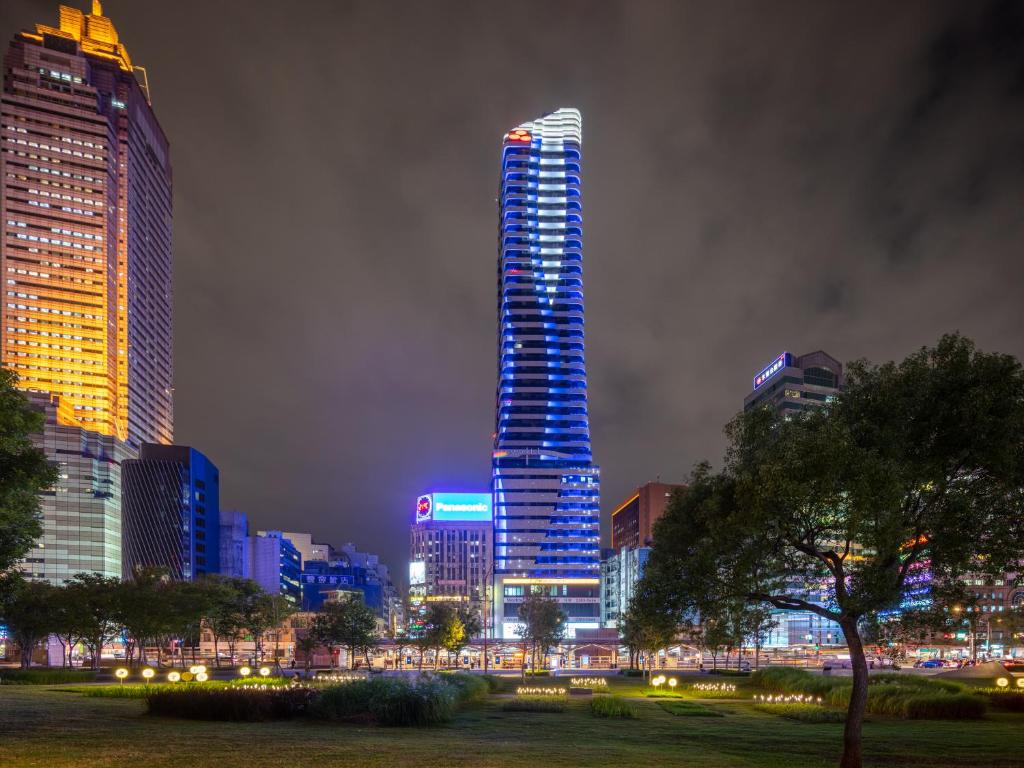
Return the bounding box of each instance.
[114,665,273,685]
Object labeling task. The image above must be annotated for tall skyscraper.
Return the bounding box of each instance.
[492,108,601,639]
[610,481,685,550]
[1,2,173,447]
[121,444,220,581]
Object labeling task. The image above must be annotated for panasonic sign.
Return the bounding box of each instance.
[414,492,492,523]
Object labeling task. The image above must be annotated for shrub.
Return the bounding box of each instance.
[657,700,723,717]
[0,669,97,685]
[501,696,565,713]
[983,689,1024,712]
[708,669,751,677]
[621,669,645,677]
[900,693,987,720]
[590,695,636,718]
[750,668,839,697]
[478,674,505,693]
[442,672,489,704]
[146,687,316,721]
[754,703,845,723]
[308,677,458,726]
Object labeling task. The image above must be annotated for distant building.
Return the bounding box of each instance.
[218,510,250,579]
[261,530,334,566]
[19,393,134,583]
[743,350,843,415]
[409,492,492,623]
[600,547,651,628]
[121,443,220,580]
[743,349,845,648]
[301,542,402,633]
[251,531,302,604]
[610,482,685,550]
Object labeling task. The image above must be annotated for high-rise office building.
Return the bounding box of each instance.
[610,481,685,550]
[744,349,847,648]
[743,351,843,415]
[19,391,133,584]
[409,492,493,621]
[218,509,251,579]
[251,531,302,605]
[121,444,220,581]
[492,108,600,639]
[2,2,173,447]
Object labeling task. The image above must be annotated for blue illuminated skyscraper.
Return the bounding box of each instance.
[492,108,601,639]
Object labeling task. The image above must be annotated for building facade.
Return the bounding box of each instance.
[19,391,133,583]
[2,2,173,446]
[743,350,843,415]
[121,443,220,581]
[600,546,650,628]
[492,108,601,639]
[260,530,334,567]
[218,509,250,579]
[409,492,492,623]
[610,482,684,550]
[251,531,302,605]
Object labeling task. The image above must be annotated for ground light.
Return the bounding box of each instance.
[167,671,180,683]
[668,678,678,689]
[195,672,209,682]
[115,668,128,686]
[259,667,271,677]
[141,668,155,682]
[1018,678,1024,689]
[652,675,666,688]
[239,666,252,677]
[996,677,1009,688]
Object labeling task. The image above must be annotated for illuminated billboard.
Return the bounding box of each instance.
[414,492,492,523]
[409,561,426,586]
[753,352,792,390]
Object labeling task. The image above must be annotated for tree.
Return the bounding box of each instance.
[201,576,248,668]
[0,575,60,668]
[621,602,676,679]
[636,335,1024,768]
[515,593,566,675]
[63,573,122,670]
[0,369,58,580]
[118,567,175,666]
[265,594,297,668]
[314,597,379,669]
[236,581,275,663]
[439,611,466,668]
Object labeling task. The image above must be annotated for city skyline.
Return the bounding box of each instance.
[1,0,1022,581]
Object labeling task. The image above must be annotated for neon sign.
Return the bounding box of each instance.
[753,352,791,390]
[414,492,492,522]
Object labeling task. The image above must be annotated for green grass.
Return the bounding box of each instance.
[1,680,1024,767]
[753,703,846,723]
[590,695,636,718]
[501,696,566,713]
[657,699,725,717]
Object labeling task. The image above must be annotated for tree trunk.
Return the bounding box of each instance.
[213,635,220,668]
[840,617,868,768]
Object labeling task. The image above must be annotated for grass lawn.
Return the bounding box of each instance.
[1,678,1022,768]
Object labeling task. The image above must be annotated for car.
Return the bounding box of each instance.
[917,659,946,668]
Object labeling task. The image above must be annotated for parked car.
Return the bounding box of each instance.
[916,658,946,668]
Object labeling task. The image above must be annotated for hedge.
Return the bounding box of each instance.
[0,669,98,685]
[146,687,316,721]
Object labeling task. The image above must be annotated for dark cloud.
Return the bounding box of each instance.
[3,0,1022,585]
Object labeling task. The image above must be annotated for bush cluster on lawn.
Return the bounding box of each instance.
[657,700,723,717]
[590,695,636,718]
[0,669,97,685]
[982,689,1024,712]
[707,669,751,677]
[620,669,645,677]
[308,674,486,726]
[146,687,316,721]
[501,696,566,713]
[753,703,845,723]
[750,667,986,720]
[440,672,489,703]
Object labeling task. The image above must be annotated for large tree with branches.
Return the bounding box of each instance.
[636,335,1024,768]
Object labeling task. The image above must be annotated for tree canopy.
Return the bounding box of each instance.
[635,334,1024,768]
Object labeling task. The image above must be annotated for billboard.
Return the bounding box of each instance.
[414,492,492,523]
[753,352,792,390]
[409,561,426,586]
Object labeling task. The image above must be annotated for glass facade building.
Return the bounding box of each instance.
[492,108,600,638]
[19,392,134,584]
[1,2,173,446]
[121,444,220,581]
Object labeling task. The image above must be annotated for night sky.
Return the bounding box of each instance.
[3,1,1023,584]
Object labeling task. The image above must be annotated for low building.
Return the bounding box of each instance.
[251,531,302,604]
[219,510,251,579]
[409,492,492,626]
[19,393,135,584]
[600,546,650,628]
[121,443,221,580]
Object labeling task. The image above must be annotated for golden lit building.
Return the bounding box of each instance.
[2,2,172,446]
